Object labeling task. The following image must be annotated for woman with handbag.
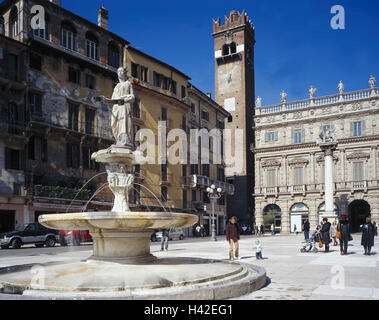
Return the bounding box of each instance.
[338,214,351,255]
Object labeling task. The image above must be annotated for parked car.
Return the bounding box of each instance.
[151,228,185,242]
[59,230,92,246]
[0,223,59,249]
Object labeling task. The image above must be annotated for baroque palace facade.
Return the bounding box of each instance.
[253,78,379,234]
[0,0,233,236]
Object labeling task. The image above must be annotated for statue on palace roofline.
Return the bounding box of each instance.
[369,75,376,89]
[256,96,262,108]
[96,67,135,149]
[280,91,287,103]
[309,86,317,99]
[338,80,344,95]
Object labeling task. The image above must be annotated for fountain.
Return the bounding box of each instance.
[0,67,266,299]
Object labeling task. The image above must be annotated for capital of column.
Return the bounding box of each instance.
[319,142,338,157]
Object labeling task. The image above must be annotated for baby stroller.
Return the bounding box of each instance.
[300,229,320,253]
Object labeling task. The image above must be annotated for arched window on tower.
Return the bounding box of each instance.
[230,42,237,54]
[222,44,229,56]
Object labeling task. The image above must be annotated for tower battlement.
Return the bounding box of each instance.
[212,10,254,35]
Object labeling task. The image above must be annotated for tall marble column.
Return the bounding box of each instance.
[317,132,338,221]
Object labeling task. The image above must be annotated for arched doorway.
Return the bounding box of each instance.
[290,203,309,233]
[263,204,281,233]
[348,200,370,233]
[318,203,339,223]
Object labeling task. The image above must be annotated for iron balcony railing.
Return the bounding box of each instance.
[27,112,113,140]
[190,175,235,195]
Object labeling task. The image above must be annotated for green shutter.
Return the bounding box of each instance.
[350,122,354,137]
[362,120,366,136]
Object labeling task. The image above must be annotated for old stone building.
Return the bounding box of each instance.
[0,0,129,232]
[253,78,379,234]
[212,10,255,224]
[0,0,229,235]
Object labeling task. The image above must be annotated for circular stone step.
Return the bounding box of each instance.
[0,258,266,300]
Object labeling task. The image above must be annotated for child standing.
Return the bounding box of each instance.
[254,240,263,260]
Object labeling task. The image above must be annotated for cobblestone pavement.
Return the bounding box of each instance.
[0,234,377,300]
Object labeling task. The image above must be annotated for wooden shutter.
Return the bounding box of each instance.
[350,122,354,137]
[362,120,366,136]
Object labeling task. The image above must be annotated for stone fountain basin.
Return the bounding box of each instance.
[39,211,198,231]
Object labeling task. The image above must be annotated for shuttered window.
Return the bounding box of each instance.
[293,167,304,185]
[353,162,364,181]
[267,169,276,187]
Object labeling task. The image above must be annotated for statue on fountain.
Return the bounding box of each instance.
[96,67,135,149]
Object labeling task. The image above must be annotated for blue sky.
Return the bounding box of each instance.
[63,0,378,106]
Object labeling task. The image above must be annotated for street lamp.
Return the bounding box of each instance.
[206,184,223,241]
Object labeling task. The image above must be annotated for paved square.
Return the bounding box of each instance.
[0,234,377,300]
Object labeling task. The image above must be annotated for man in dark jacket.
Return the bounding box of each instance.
[321,218,331,252]
[338,214,351,255]
[226,216,240,261]
[303,219,310,241]
[361,215,375,255]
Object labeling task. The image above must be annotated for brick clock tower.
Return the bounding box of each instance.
[212,10,255,224]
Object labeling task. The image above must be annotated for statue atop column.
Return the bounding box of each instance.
[96,67,135,149]
[317,126,337,145]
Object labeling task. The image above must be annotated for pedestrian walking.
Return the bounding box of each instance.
[226,216,240,261]
[330,221,338,246]
[294,224,297,235]
[160,229,169,251]
[260,224,265,236]
[200,225,206,237]
[303,219,310,241]
[373,222,378,237]
[361,215,375,256]
[255,226,260,237]
[254,240,263,260]
[337,214,351,255]
[320,218,331,252]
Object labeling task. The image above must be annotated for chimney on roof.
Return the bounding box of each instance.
[98,5,109,30]
[49,0,61,6]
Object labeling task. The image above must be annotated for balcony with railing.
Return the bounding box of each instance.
[27,112,113,141]
[29,32,118,74]
[190,175,235,195]
[256,180,379,197]
[256,87,379,116]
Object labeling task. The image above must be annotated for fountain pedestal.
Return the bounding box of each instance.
[0,146,266,299]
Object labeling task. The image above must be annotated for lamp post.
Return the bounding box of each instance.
[206,184,223,241]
